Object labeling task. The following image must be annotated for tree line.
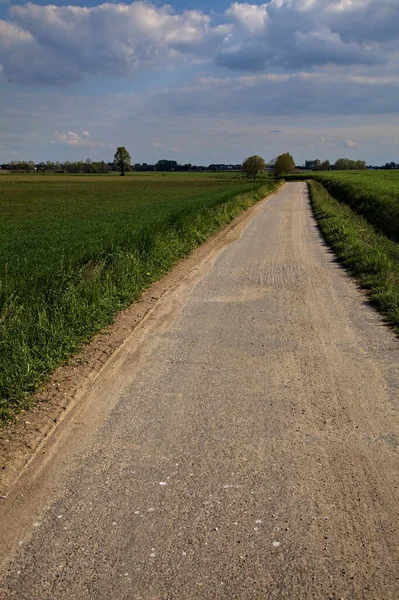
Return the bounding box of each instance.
[3,146,388,177]
[305,158,399,171]
[1,156,241,174]
[313,158,367,171]
[3,159,113,173]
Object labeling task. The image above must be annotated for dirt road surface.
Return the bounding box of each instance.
[1,182,399,599]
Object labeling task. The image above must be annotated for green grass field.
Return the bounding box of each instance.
[0,172,277,420]
[286,170,399,241]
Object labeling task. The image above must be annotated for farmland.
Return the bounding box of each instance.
[0,172,277,419]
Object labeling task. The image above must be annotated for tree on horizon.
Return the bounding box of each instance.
[242,155,266,179]
[113,147,131,176]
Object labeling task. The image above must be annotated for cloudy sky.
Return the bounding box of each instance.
[1,0,398,165]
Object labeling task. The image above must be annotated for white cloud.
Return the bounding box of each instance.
[313,135,361,149]
[1,1,219,84]
[0,18,80,84]
[216,0,391,71]
[381,135,399,147]
[52,130,105,147]
[315,136,337,148]
[0,1,397,85]
[225,3,268,35]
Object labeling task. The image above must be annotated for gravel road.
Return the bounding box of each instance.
[1,182,399,599]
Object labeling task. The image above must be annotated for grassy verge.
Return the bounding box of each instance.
[0,178,278,420]
[286,170,399,242]
[309,179,399,331]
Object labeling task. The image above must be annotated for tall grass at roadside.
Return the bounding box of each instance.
[309,180,399,330]
[285,170,399,241]
[0,174,278,420]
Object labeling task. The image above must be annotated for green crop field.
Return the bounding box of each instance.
[0,172,277,420]
[286,170,399,241]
